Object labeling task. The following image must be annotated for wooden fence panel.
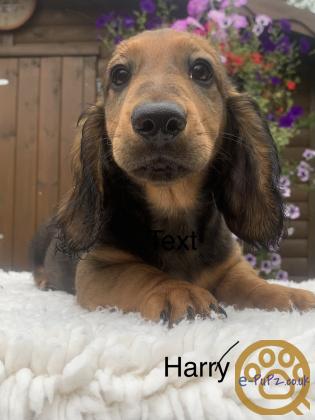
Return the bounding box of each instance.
[0,59,18,269]
[36,57,61,228]
[13,58,40,269]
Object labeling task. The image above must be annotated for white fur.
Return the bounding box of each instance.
[0,270,314,420]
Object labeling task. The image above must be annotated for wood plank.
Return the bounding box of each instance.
[0,59,18,269]
[282,258,308,278]
[83,56,96,107]
[36,58,61,228]
[289,129,310,148]
[283,147,306,162]
[15,25,98,44]
[29,9,99,26]
[297,202,308,221]
[290,186,308,202]
[59,57,84,199]
[284,221,308,239]
[0,42,99,57]
[280,239,308,258]
[13,58,40,269]
[309,66,315,277]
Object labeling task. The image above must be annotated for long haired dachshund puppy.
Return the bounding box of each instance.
[31,29,315,326]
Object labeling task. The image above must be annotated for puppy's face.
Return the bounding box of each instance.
[104,29,226,184]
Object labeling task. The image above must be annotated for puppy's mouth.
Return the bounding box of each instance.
[131,157,190,183]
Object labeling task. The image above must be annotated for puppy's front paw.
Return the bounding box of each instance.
[249,284,315,312]
[139,280,227,326]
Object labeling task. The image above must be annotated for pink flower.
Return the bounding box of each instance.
[208,10,231,28]
[297,166,310,182]
[187,0,209,17]
[171,17,203,31]
[231,14,248,29]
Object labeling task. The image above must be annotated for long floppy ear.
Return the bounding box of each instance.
[212,92,284,249]
[54,103,106,256]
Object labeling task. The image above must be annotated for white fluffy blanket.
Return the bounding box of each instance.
[0,270,315,420]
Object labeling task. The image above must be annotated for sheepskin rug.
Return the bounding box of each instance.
[0,269,315,420]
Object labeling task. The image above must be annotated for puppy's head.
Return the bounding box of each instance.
[56,29,283,254]
[105,29,226,184]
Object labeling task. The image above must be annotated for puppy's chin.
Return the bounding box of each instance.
[129,157,192,184]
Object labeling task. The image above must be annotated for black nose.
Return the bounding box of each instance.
[131,102,186,142]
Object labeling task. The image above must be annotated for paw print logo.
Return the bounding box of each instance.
[235,340,310,415]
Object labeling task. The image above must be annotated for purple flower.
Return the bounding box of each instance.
[114,35,123,45]
[270,76,281,85]
[231,14,248,29]
[270,253,281,268]
[276,270,289,281]
[277,35,291,53]
[279,105,303,128]
[245,253,257,267]
[261,260,272,274]
[123,16,135,29]
[187,0,209,17]
[140,0,156,14]
[298,160,311,170]
[300,37,311,55]
[279,175,291,197]
[260,33,276,52]
[290,105,303,118]
[297,166,310,182]
[279,19,291,32]
[171,17,202,31]
[285,204,300,220]
[303,149,315,161]
[279,114,294,128]
[146,15,162,29]
[96,12,115,29]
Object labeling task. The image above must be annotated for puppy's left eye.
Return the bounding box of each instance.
[190,60,213,83]
[110,65,131,87]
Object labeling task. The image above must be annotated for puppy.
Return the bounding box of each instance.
[30,29,315,326]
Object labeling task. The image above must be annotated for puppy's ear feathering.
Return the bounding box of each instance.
[212,92,284,249]
[54,103,106,256]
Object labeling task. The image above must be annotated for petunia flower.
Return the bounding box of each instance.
[255,14,272,27]
[276,270,289,281]
[234,0,247,6]
[303,149,315,161]
[208,10,232,29]
[245,253,257,267]
[171,17,203,31]
[260,260,272,274]
[187,0,209,17]
[270,76,281,85]
[231,14,248,29]
[284,204,300,220]
[140,0,156,14]
[299,37,311,55]
[270,253,281,268]
[297,166,310,182]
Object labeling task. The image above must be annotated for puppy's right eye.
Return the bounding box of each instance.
[111,65,130,87]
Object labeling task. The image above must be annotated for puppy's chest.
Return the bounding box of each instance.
[151,216,206,281]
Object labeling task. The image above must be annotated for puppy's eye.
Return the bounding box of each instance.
[111,65,130,87]
[190,60,213,83]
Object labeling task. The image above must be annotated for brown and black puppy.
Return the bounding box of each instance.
[30,29,315,325]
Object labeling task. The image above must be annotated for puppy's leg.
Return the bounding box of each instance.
[213,258,315,311]
[76,247,225,325]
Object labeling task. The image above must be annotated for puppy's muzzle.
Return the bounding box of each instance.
[131,101,186,145]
